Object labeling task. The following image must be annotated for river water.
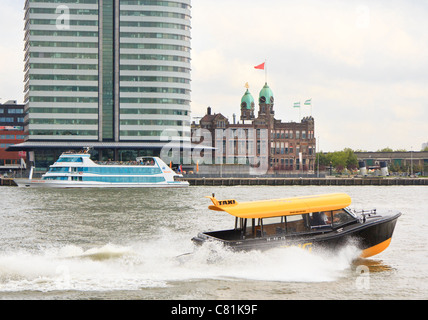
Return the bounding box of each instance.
[0,185,426,300]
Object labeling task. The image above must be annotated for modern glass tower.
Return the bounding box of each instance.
[23,0,191,147]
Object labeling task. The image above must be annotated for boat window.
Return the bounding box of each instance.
[285,214,307,234]
[263,216,285,225]
[49,167,70,173]
[57,157,83,163]
[332,209,356,227]
[308,212,332,230]
[82,176,166,183]
[243,218,254,236]
[260,216,286,236]
[43,176,68,181]
[87,167,162,175]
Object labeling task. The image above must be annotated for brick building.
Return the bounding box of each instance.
[192,83,316,173]
[0,101,26,173]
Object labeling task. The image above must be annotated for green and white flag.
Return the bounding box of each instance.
[304,99,312,106]
[293,102,300,108]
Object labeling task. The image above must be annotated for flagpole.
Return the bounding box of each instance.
[304,99,313,117]
[254,61,267,82]
[293,102,301,121]
[265,59,267,83]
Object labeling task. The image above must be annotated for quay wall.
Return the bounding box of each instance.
[1,177,427,187]
[183,177,428,186]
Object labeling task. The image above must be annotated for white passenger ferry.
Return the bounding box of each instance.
[15,150,189,188]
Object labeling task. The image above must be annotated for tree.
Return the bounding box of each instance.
[316,148,358,173]
[343,148,358,170]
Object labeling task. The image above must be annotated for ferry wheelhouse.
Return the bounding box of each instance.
[15,150,189,188]
[192,193,401,258]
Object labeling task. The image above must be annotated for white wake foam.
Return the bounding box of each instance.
[0,239,361,292]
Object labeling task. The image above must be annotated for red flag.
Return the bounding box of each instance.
[254,62,265,70]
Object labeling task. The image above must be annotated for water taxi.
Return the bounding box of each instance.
[192,193,401,258]
[14,150,189,188]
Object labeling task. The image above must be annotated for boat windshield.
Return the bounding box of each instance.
[331,209,356,226]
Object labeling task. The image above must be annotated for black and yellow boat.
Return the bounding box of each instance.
[192,193,401,258]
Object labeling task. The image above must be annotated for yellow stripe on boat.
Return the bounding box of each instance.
[206,193,352,219]
[360,238,392,258]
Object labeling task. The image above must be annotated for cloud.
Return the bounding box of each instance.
[0,2,25,104]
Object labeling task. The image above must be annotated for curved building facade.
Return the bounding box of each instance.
[119,0,192,141]
[24,0,191,144]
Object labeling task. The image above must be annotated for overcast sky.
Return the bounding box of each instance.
[1,0,427,151]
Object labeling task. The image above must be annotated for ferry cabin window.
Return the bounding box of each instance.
[82,176,166,183]
[83,167,162,175]
[49,167,70,173]
[43,177,68,181]
[57,157,83,163]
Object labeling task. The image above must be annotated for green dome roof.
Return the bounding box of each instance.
[259,83,274,104]
[241,89,255,110]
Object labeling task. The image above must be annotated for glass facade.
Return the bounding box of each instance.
[24,0,191,143]
[24,0,100,141]
[119,0,191,141]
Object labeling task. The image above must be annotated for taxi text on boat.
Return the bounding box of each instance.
[14,149,189,188]
[192,193,401,258]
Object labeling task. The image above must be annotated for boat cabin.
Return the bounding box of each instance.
[202,193,357,241]
[227,209,357,240]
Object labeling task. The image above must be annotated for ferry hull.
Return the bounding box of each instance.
[192,212,401,258]
[14,178,189,188]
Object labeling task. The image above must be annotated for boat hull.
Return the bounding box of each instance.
[308,212,400,257]
[14,178,189,188]
[192,212,401,258]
